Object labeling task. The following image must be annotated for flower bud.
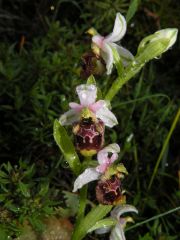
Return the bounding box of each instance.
[96,175,125,205]
[73,117,105,157]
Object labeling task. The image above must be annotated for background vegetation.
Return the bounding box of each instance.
[0,0,179,239]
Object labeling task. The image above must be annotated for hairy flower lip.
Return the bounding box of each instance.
[96,175,123,205]
[73,118,105,157]
[80,51,106,78]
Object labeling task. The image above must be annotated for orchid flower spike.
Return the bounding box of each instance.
[88,12,134,75]
[110,204,138,240]
[59,84,118,128]
[73,143,120,192]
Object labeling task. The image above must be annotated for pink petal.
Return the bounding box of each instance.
[110,153,118,163]
[96,102,118,127]
[92,35,105,49]
[96,163,108,173]
[69,102,83,112]
[89,100,105,113]
[97,151,108,165]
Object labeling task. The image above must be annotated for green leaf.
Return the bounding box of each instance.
[5,201,20,213]
[88,217,117,233]
[3,162,13,173]
[0,194,7,202]
[63,191,79,216]
[137,29,178,59]
[23,164,35,178]
[87,75,96,85]
[126,0,140,23]
[0,226,9,240]
[39,182,49,196]
[138,233,153,240]
[53,119,81,175]
[0,170,8,178]
[111,47,124,76]
[19,182,30,198]
[72,204,112,240]
[28,216,45,232]
[105,28,178,101]
[55,207,71,218]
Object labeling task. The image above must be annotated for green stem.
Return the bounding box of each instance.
[126,206,180,231]
[105,64,142,101]
[105,39,169,102]
[72,185,88,240]
[72,156,90,238]
[147,108,180,191]
[76,185,88,222]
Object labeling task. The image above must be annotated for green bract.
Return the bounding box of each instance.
[53,120,81,175]
[105,28,178,101]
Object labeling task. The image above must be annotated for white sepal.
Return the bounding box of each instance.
[111,204,138,220]
[76,84,97,106]
[59,109,80,126]
[110,43,134,66]
[109,223,126,240]
[101,43,114,75]
[96,101,118,127]
[105,12,127,43]
[73,168,100,192]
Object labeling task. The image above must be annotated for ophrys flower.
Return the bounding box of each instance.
[88,12,134,75]
[73,143,122,192]
[59,84,118,128]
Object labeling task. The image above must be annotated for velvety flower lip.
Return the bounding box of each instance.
[89,12,134,75]
[59,84,118,128]
[73,143,120,192]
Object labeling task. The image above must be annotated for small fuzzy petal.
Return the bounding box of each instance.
[96,103,118,127]
[97,152,108,165]
[105,12,127,43]
[101,43,114,75]
[89,100,105,113]
[110,43,134,66]
[69,102,83,112]
[73,168,101,192]
[76,84,97,106]
[111,204,138,220]
[96,153,117,173]
[110,153,119,162]
[97,143,120,165]
[110,223,126,240]
[101,143,120,154]
[96,163,108,173]
[92,35,105,49]
[59,109,80,126]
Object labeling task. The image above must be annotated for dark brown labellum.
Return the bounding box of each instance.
[96,175,123,205]
[73,117,105,157]
[80,51,106,79]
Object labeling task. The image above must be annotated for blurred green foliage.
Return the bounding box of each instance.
[0,0,179,239]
